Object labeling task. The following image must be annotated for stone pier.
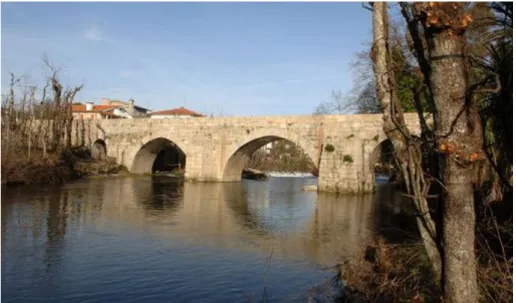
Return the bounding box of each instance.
[57,113,423,194]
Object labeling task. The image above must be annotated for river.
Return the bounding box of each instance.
[2,175,407,302]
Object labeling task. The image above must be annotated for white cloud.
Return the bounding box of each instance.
[83,24,105,41]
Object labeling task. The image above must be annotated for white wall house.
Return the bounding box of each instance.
[72,98,152,120]
[113,107,134,119]
[261,142,273,154]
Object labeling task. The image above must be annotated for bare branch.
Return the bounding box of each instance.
[362,2,373,12]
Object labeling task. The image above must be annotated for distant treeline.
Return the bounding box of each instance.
[245,139,316,173]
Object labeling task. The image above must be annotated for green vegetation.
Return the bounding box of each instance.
[342,155,353,163]
[324,144,335,152]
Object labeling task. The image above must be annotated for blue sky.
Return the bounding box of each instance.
[2,2,372,116]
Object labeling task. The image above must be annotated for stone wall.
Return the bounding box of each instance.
[61,113,424,194]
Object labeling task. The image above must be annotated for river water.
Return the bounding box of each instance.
[2,175,406,302]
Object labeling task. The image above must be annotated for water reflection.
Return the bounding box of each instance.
[144,177,184,212]
[2,176,408,302]
[371,181,420,244]
[224,182,270,235]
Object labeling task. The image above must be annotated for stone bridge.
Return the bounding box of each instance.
[68,113,423,194]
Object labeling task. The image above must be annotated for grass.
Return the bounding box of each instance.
[332,202,513,303]
[335,237,440,302]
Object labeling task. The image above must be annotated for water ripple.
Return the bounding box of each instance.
[2,176,399,302]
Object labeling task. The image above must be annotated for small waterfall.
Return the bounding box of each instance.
[265,171,316,178]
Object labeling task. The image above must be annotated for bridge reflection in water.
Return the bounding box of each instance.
[2,176,407,302]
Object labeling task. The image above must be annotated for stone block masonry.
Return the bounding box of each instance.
[59,113,423,194]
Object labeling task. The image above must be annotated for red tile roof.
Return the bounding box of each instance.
[72,104,117,113]
[151,107,204,117]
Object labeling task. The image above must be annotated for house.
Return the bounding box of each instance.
[101,98,152,118]
[262,142,274,154]
[72,98,152,120]
[150,107,205,119]
[71,103,121,120]
[259,140,292,155]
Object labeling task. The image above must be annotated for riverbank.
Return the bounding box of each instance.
[2,157,317,187]
[333,194,513,302]
[1,147,127,186]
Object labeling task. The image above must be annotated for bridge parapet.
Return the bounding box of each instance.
[30,113,426,194]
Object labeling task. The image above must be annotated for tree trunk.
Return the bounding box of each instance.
[42,130,47,158]
[371,2,442,280]
[427,19,480,303]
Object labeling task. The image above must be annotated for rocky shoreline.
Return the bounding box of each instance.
[1,147,128,187]
[241,168,268,180]
[2,153,316,187]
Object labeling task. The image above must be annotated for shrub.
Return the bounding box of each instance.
[325,144,335,152]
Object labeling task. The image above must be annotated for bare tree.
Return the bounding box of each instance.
[313,91,354,115]
[1,57,83,167]
[27,85,37,159]
[42,57,83,152]
[370,2,442,286]
[371,2,484,301]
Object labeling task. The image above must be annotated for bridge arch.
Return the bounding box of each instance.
[131,137,187,174]
[222,131,318,182]
[91,139,107,161]
[368,138,398,190]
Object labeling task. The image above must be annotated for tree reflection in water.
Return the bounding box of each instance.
[2,176,414,302]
